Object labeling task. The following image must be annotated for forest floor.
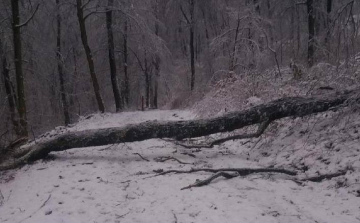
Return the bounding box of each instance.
[0,109,360,223]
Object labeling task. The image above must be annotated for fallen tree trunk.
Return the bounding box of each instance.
[0,89,358,170]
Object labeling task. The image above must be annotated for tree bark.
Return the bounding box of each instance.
[1,88,358,171]
[0,40,21,136]
[106,0,122,112]
[189,0,195,91]
[144,50,151,108]
[56,0,71,126]
[76,0,105,113]
[122,19,130,107]
[11,0,28,137]
[307,0,315,67]
[153,54,160,109]
[325,0,332,59]
[153,7,160,109]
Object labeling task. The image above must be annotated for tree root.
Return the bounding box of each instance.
[170,119,272,149]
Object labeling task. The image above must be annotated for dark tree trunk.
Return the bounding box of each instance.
[325,0,332,58]
[153,54,160,109]
[123,19,130,106]
[56,0,71,126]
[144,51,150,108]
[307,0,315,67]
[106,0,122,112]
[0,40,21,136]
[73,48,81,116]
[153,7,160,109]
[2,88,358,170]
[76,0,105,113]
[229,14,241,71]
[11,0,28,137]
[189,0,195,91]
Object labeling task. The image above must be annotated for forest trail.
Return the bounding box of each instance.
[1,110,359,223]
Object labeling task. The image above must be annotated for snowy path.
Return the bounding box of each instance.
[0,110,359,223]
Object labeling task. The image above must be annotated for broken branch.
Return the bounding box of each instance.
[172,119,272,148]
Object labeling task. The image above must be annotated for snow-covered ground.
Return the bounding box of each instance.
[0,109,360,223]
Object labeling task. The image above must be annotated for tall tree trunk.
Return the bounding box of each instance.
[290,4,295,58]
[11,0,28,137]
[123,19,130,106]
[325,0,332,59]
[76,0,105,113]
[230,14,241,71]
[296,4,301,55]
[106,0,122,112]
[307,0,315,67]
[153,14,160,109]
[0,40,21,136]
[189,0,195,91]
[153,55,160,109]
[144,51,150,108]
[56,0,70,126]
[73,48,81,116]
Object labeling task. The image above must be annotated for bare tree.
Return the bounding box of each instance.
[307,0,315,67]
[106,0,122,112]
[123,17,130,107]
[11,0,28,136]
[76,0,105,113]
[56,0,71,125]
[179,0,196,91]
[0,39,20,136]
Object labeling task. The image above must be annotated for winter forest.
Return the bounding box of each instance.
[1,0,360,223]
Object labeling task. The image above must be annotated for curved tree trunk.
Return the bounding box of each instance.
[76,0,105,113]
[0,88,358,171]
[106,0,122,112]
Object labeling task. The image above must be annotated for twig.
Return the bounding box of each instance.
[30,126,37,144]
[154,156,192,165]
[172,210,178,223]
[0,189,4,206]
[181,172,239,190]
[0,130,8,141]
[115,211,130,219]
[18,194,51,223]
[16,4,40,28]
[134,153,150,162]
[98,144,116,151]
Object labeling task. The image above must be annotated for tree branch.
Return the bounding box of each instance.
[179,5,191,24]
[171,119,272,149]
[16,4,40,28]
